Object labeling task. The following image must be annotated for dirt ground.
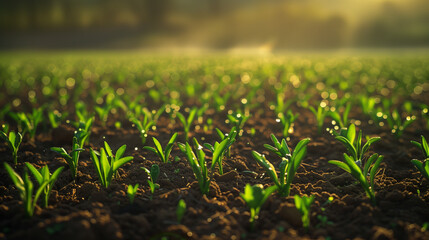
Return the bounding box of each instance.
[1,103,429,240]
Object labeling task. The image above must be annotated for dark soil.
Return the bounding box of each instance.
[1,106,429,240]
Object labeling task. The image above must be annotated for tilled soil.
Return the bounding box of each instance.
[0,108,429,240]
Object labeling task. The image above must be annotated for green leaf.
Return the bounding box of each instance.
[115,145,127,161]
[25,162,43,185]
[150,164,160,182]
[112,156,133,172]
[370,155,383,190]
[328,160,351,173]
[347,124,356,144]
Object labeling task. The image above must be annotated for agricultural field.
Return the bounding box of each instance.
[0,52,428,239]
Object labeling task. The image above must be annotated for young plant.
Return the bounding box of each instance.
[176,199,186,224]
[176,107,197,141]
[227,111,250,137]
[277,110,299,138]
[0,130,22,166]
[334,124,380,167]
[10,107,43,140]
[131,115,155,146]
[143,133,178,163]
[385,109,416,138]
[294,195,315,230]
[309,104,329,134]
[89,142,134,188]
[73,117,94,148]
[178,137,231,195]
[48,110,68,129]
[240,184,277,230]
[24,162,64,208]
[410,136,429,181]
[94,104,111,126]
[141,164,160,198]
[4,162,49,217]
[328,102,351,128]
[51,136,84,180]
[329,153,384,205]
[127,184,139,204]
[203,127,237,175]
[253,136,310,197]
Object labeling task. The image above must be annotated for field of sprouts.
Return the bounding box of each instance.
[0,52,429,240]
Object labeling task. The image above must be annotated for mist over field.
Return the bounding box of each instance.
[1,0,428,50]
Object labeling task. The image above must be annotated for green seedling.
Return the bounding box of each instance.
[72,117,94,147]
[204,127,237,175]
[25,162,64,208]
[359,96,376,116]
[273,92,294,115]
[178,137,231,195]
[176,107,197,141]
[89,142,134,188]
[131,115,155,146]
[141,164,160,198]
[48,110,68,129]
[309,104,329,134]
[329,153,383,205]
[227,111,250,136]
[277,110,299,138]
[385,109,416,138]
[9,107,43,140]
[127,184,139,204]
[328,102,351,128]
[75,101,93,124]
[0,131,22,166]
[176,199,186,223]
[51,136,84,180]
[334,124,380,167]
[240,184,277,230]
[410,135,429,181]
[254,136,310,197]
[294,195,315,230]
[143,133,178,163]
[94,104,111,126]
[4,162,50,217]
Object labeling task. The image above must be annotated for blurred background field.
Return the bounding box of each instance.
[0,0,428,50]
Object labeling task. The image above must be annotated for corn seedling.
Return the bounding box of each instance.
[48,110,68,129]
[328,102,351,128]
[227,111,250,136]
[127,184,139,204]
[276,110,299,138]
[176,199,186,223]
[141,164,160,199]
[309,104,329,134]
[51,136,84,180]
[73,117,93,147]
[176,107,197,141]
[178,137,231,195]
[203,127,237,175]
[334,124,380,167]
[294,195,315,230]
[329,153,383,205]
[89,142,134,188]
[25,162,64,208]
[94,104,111,126]
[143,133,178,163]
[254,136,310,197]
[4,162,50,217]
[9,107,43,140]
[410,136,429,181]
[131,115,155,146]
[240,184,277,230]
[0,130,22,166]
[385,109,416,138]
